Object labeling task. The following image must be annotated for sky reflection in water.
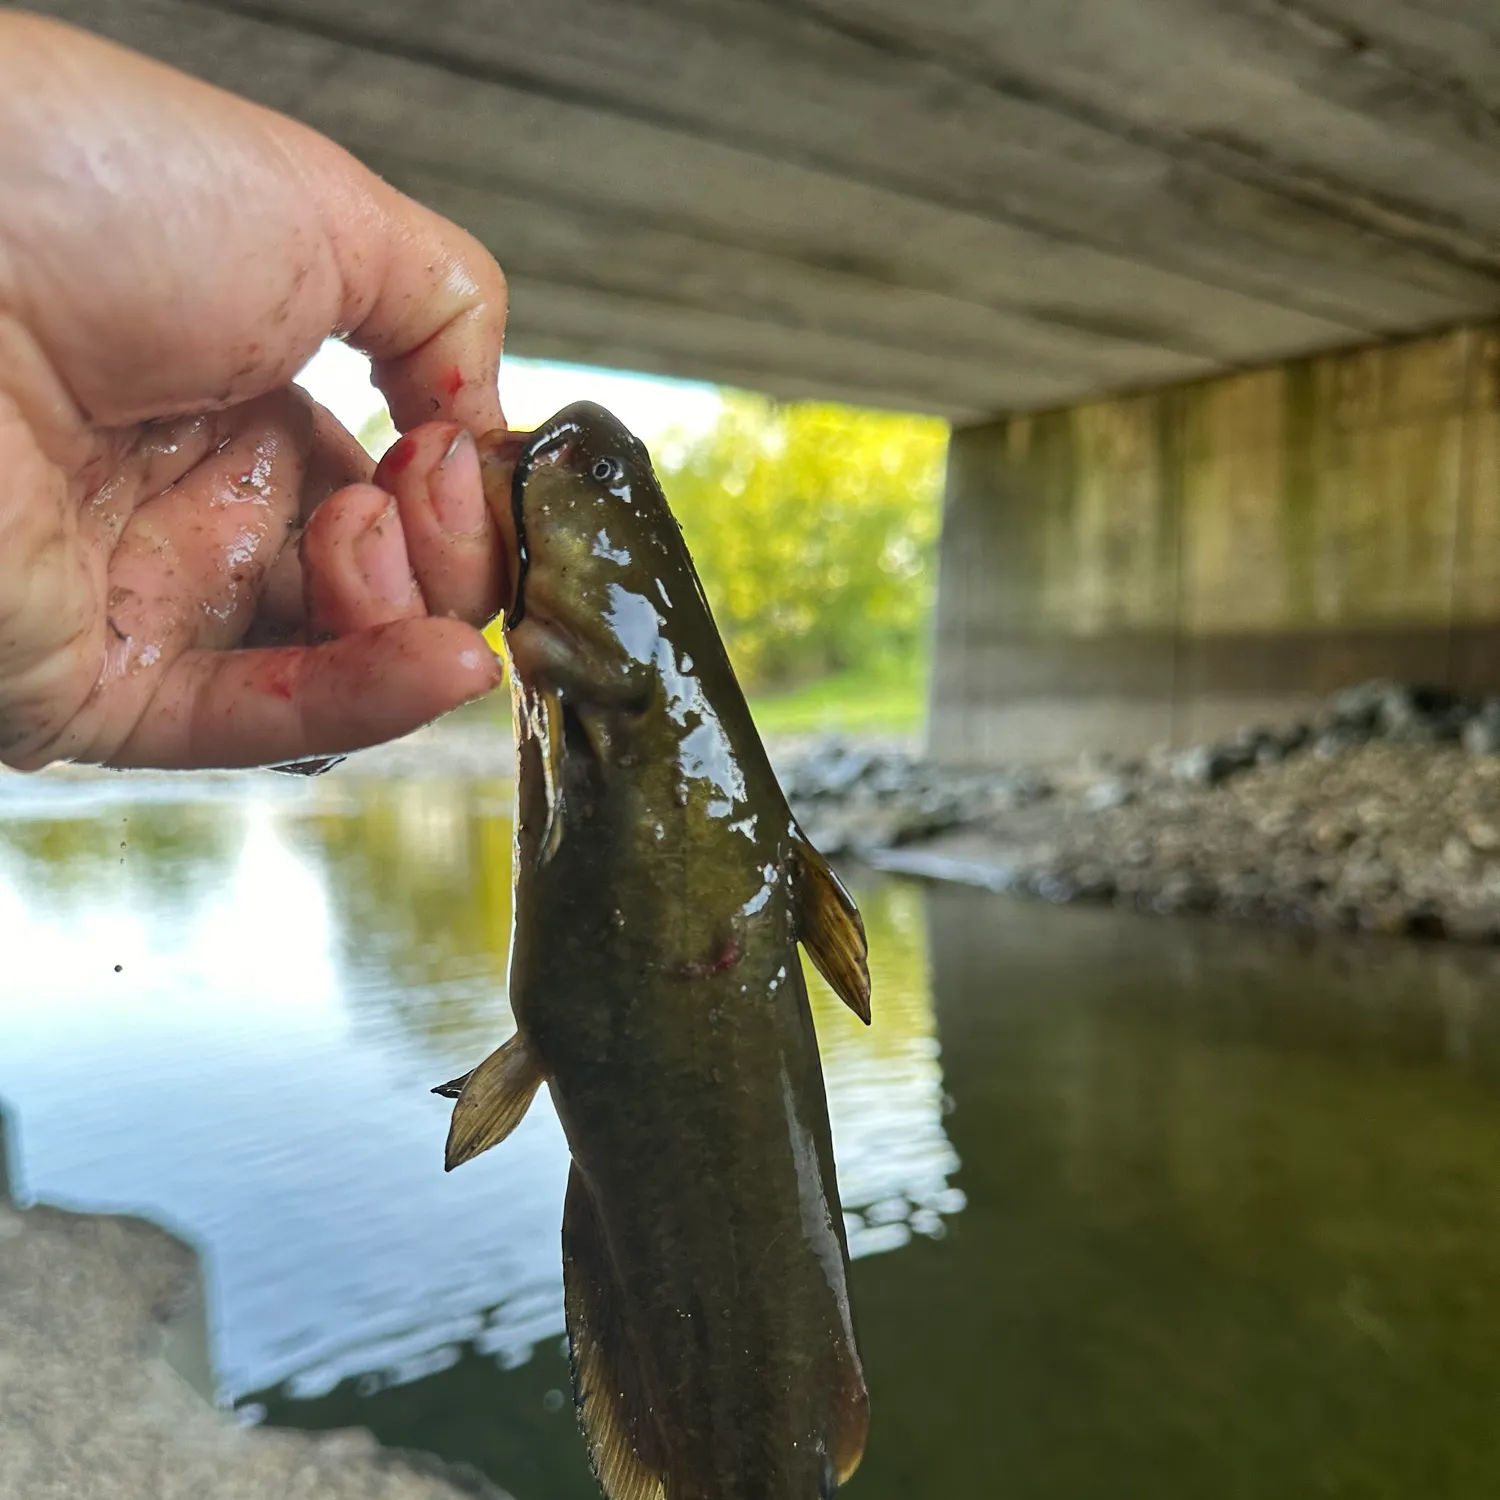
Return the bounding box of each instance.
[0,774,959,1402]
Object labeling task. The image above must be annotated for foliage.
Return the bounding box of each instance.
[356,407,399,460]
[658,395,948,691]
[747,655,927,740]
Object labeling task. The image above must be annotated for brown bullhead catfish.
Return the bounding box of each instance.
[435,401,872,1500]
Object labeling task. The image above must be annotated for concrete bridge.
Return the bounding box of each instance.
[34,0,1500,761]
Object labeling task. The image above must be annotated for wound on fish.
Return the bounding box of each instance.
[679,935,744,980]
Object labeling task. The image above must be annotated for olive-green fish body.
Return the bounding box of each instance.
[439,402,871,1500]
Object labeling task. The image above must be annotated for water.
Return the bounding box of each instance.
[5,774,1500,1497]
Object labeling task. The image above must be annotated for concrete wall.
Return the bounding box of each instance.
[929,323,1500,765]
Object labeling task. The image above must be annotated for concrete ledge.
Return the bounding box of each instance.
[0,1103,509,1500]
[926,623,1500,765]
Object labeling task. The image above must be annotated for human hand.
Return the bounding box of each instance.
[0,13,514,771]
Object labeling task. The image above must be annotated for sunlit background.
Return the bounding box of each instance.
[295,341,728,460]
[297,341,950,741]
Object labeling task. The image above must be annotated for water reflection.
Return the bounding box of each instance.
[9,777,1500,1496]
[0,775,959,1404]
[862,893,1500,1500]
[252,887,1500,1499]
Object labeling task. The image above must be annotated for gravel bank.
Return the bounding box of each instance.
[780,681,1500,944]
[0,1109,508,1500]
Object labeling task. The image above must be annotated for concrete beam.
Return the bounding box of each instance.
[928,322,1500,765]
[809,0,1500,264]
[193,0,1500,326]
[29,0,1500,413]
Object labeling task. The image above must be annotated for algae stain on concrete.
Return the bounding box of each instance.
[1279,358,1321,630]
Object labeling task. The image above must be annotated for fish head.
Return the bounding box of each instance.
[502,400,695,707]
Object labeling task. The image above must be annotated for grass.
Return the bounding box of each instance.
[746,656,928,740]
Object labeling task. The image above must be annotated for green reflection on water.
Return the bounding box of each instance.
[301,780,517,1056]
[261,882,1500,1500]
[866,891,1500,1500]
[2,802,241,914]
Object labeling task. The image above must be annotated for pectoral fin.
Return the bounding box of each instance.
[440,1032,546,1172]
[792,833,872,1024]
[537,687,566,863]
[562,1165,665,1500]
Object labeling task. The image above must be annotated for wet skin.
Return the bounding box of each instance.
[442,402,871,1500]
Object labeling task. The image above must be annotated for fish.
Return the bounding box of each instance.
[435,400,872,1500]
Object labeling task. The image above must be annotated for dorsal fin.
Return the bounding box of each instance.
[562,1165,665,1500]
[439,1032,546,1172]
[791,832,872,1025]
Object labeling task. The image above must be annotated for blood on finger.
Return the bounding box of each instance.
[257,649,306,701]
[381,434,419,475]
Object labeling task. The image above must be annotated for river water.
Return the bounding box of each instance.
[3,771,1500,1498]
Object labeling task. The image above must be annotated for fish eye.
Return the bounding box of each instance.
[592,456,623,484]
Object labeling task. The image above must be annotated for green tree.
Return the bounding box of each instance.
[659,395,948,690]
[356,407,398,460]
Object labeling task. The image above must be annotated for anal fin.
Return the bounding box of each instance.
[792,832,872,1025]
[562,1165,664,1500]
[439,1032,546,1172]
[431,1070,472,1100]
[826,1332,870,1490]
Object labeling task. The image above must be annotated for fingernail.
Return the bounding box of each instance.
[432,429,484,536]
[355,498,416,609]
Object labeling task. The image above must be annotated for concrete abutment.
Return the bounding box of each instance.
[928,323,1500,766]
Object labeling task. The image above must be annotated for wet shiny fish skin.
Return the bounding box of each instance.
[439,401,871,1500]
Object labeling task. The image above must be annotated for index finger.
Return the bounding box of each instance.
[326,172,510,438]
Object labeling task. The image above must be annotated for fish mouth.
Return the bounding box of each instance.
[475,428,529,625]
[505,415,586,628]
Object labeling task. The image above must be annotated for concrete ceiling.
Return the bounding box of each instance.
[32,0,1500,420]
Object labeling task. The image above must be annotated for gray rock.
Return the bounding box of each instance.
[1320,680,1392,733]
[0,1200,508,1500]
[1171,745,1240,787]
[1466,817,1500,852]
[772,680,1500,950]
[1313,728,1366,759]
[1463,701,1500,756]
[1083,778,1135,813]
[1443,836,1475,872]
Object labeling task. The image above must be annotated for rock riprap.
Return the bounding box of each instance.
[777,682,1500,943]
